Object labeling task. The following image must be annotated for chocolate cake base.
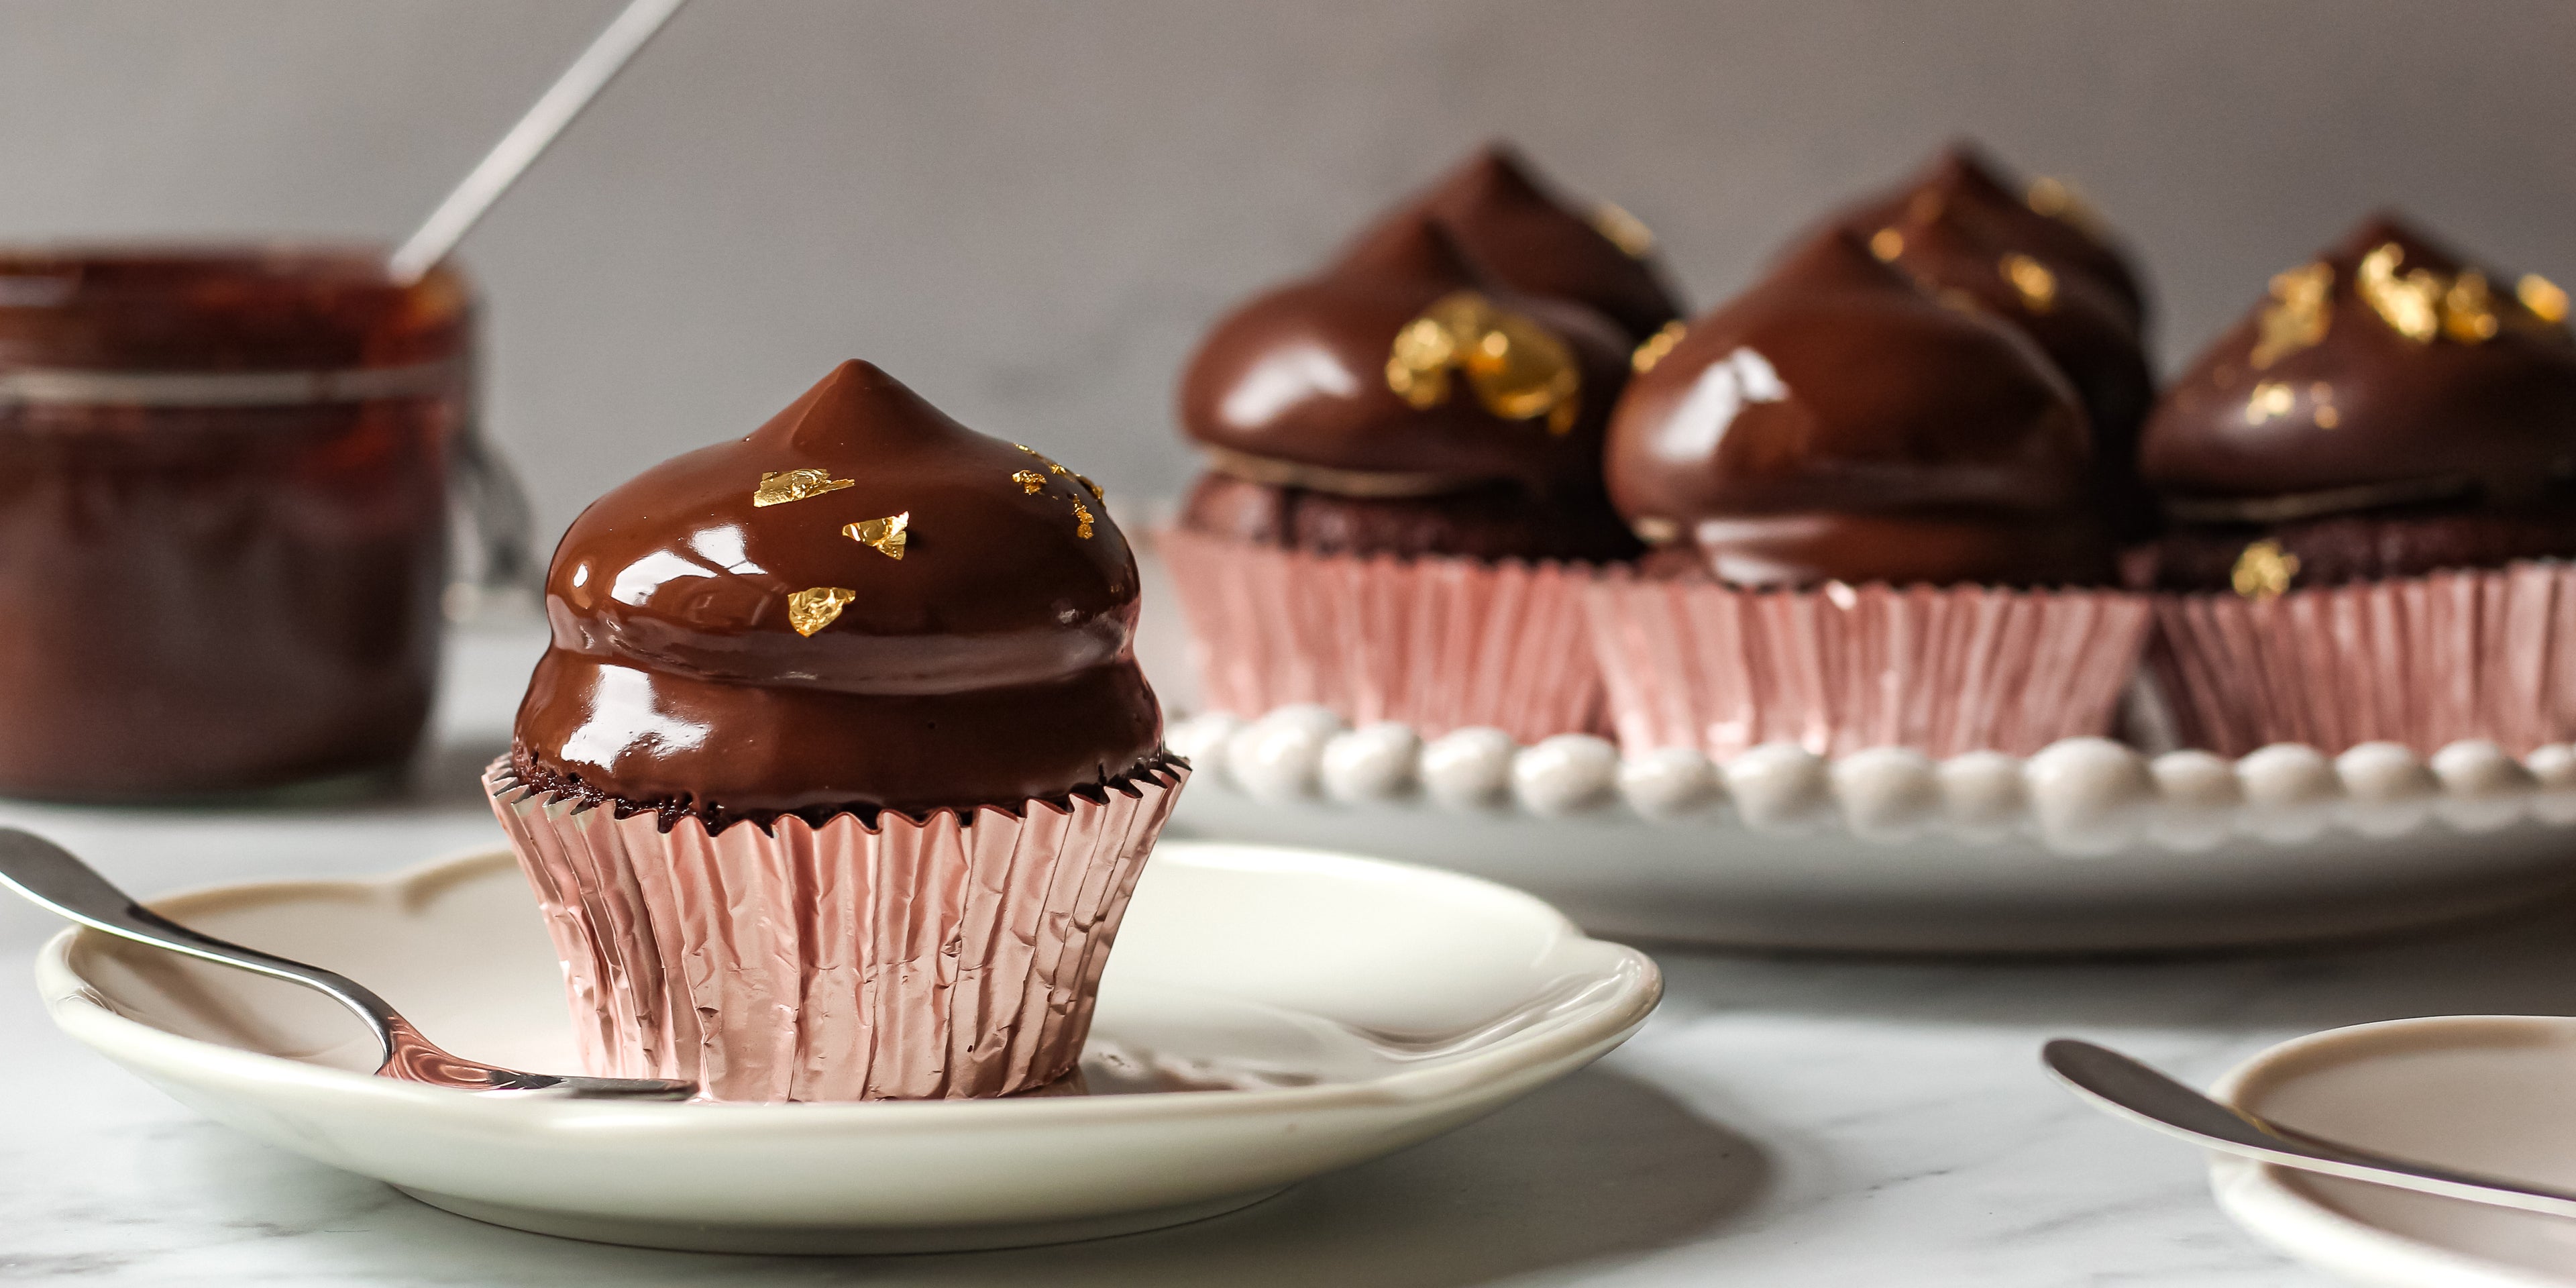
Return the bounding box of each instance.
[1176,471,1640,562]
[2130,504,2576,591]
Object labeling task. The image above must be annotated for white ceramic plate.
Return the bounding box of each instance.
[35,841,1660,1254]
[1168,710,2576,953]
[2210,1016,2576,1287]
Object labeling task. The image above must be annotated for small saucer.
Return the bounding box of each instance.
[2210,1016,2576,1287]
[37,841,1659,1254]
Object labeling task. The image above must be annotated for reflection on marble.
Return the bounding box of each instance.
[8,625,2572,1283]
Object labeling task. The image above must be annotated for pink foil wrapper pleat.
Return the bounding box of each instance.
[2146,561,2576,757]
[1582,570,2154,759]
[482,759,1187,1103]
[1157,527,1605,743]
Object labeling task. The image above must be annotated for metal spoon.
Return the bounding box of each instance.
[386,0,691,283]
[1,828,692,1100]
[2044,1037,2576,1219]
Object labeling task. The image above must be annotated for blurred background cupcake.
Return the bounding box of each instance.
[1587,162,2153,761]
[2131,215,2576,756]
[488,360,1186,1103]
[1159,144,1670,745]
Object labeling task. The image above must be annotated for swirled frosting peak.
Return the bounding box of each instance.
[2142,214,2576,509]
[513,360,1163,823]
[1399,142,1686,343]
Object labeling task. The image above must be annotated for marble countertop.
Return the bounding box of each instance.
[7,625,2573,1287]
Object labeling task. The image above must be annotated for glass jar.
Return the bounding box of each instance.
[0,247,529,802]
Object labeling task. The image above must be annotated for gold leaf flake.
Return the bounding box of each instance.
[1071,502,1095,539]
[1868,227,1905,262]
[2443,270,2500,343]
[752,468,855,507]
[2251,262,2334,369]
[1074,472,1104,500]
[843,511,909,559]
[1631,319,1687,374]
[2357,243,2443,343]
[786,586,856,636]
[1998,253,2057,313]
[1631,516,1680,546]
[1383,290,1582,434]
[1589,202,1656,259]
[2245,381,2296,425]
[1012,470,1045,494]
[2519,273,2569,324]
[2231,539,2300,601]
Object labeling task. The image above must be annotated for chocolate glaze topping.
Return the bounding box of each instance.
[1395,142,1686,343]
[1179,212,1633,506]
[1605,228,2107,587]
[2141,214,2576,508]
[1831,145,2156,537]
[513,360,1165,826]
[1837,144,2147,327]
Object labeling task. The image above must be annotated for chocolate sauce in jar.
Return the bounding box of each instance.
[0,248,472,801]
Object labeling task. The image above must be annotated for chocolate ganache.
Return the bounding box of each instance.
[2135,215,2576,588]
[1400,142,1685,345]
[1837,144,2147,328]
[1605,227,2108,588]
[513,360,1165,826]
[1176,212,1640,560]
[1831,144,2155,539]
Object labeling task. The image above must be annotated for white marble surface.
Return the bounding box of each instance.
[7,627,2575,1285]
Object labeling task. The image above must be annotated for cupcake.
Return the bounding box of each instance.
[1161,180,1644,743]
[2133,214,2576,756]
[485,360,1187,1102]
[1586,227,2151,759]
[1828,144,2158,541]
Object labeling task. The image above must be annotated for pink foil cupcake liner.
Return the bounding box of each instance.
[1157,527,1604,743]
[2147,560,2576,757]
[483,759,1187,1103]
[1582,570,2154,759]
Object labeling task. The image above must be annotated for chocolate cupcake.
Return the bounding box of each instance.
[2133,215,2576,755]
[1585,228,2151,759]
[486,360,1187,1102]
[1162,206,1640,743]
[1830,144,2157,539]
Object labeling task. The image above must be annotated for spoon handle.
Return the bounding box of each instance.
[386,0,690,282]
[2044,1038,2576,1220]
[0,828,402,1053]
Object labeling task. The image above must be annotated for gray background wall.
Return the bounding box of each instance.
[3,0,2572,541]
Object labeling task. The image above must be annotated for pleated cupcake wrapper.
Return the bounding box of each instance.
[1157,527,1604,744]
[482,759,1187,1103]
[1582,571,2155,760]
[2147,560,2576,758]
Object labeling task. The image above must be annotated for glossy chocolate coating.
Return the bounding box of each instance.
[2141,214,2576,506]
[1605,228,2107,587]
[1177,213,1636,557]
[1832,145,2156,538]
[1398,142,1685,343]
[513,360,1164,823]
[1836,144,2147,327]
